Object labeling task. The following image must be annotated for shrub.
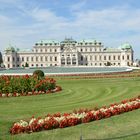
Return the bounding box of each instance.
[33,70,45,79]
[0,75,61,96]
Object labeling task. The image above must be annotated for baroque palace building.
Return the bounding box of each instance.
[3,38,133,68]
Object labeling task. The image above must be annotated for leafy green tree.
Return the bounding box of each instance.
[25,62,29,67]
[106,61,111,66]
[33,70,45,79]
[0,52,3,66]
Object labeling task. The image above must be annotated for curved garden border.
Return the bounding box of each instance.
[0,86,62,98]
[10,96,140,135]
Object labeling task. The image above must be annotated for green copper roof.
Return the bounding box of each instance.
[121,43,132,49]
[5,44,15,52]
[17,49,32,52]
[36,39,60,45]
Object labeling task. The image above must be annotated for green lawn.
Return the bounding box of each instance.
[0,77,140,140]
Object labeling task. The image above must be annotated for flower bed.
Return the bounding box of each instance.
[10,96,140,135]
[51,71,140,80]
[0,75,62,98]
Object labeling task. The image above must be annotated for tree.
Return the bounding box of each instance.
[33,70,45,79]
[106,61,111,66]
[25,62,29,67]
[0,52,3,65]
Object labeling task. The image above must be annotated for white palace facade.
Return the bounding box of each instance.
[3,38,133,68]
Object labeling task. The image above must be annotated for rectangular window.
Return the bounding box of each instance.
[22,57,24,62]
[113,56,115,60]
[118,56,120,60]
[26,57,29,62]
[40,56,43,61]
[90,48,92,52]
[17,57,19,62]
[104,56,106,60]
[36,57,38,61]
[45,56,47,61]
[13,57,15,62]
[50,56,52,61]
[31,57,33,61]
[90,56,92,61]
[55,57,57,61]
[8,57,10,62]
[85,56,87,61]
[95,56,97,61]
[127,55,129,60]
[99,56,101,60]
[81,56,83,61]
[109,56,111,60]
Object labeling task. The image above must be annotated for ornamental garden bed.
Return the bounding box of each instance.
[10,96,140,135]
[52,71,140,80]
[0,75,62,98]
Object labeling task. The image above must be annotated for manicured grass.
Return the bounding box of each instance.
[0,77,140,140]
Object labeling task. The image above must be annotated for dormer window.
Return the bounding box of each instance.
[40,43,43,46]
[35,43,38,46]
[45,43,47,46]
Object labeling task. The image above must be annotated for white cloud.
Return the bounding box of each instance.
[70,0,87,11]
[0,3,140,58]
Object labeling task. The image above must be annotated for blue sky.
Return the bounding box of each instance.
[0,0,140,58]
